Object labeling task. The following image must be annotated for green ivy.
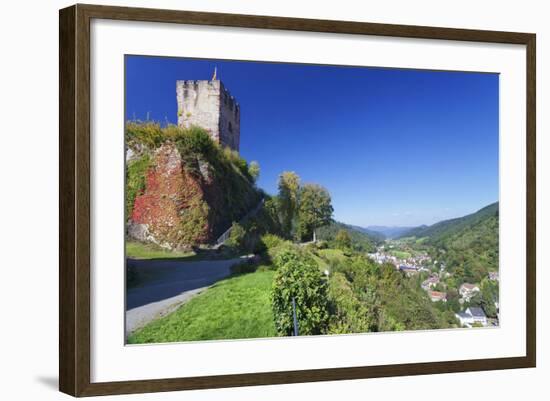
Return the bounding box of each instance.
[126,154,151,220]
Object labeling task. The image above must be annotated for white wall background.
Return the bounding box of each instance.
[0,0,546,399]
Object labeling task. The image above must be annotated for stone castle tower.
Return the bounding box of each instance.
[176,70,240,152]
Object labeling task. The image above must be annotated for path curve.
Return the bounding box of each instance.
[126,255,252,335]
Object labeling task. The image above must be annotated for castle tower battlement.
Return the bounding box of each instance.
[176,77,240,152]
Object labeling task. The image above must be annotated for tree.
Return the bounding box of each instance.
[271,248,329,336]
[248,161,260,183]
[277,171,301,238]
[480,278,498,317]
[296,184,333,242]
[335,229,352,250]
[226,222,246,251]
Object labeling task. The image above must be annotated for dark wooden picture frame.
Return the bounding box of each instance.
[59,3,536,397]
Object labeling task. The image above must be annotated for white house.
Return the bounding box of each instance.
[455,311,474,326]
[455,307,487,327]
[459,283,480,302]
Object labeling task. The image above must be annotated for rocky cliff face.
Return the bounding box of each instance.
[128,143,210,249]
[127,139,259,250]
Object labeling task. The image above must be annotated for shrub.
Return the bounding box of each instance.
[231,259,258,275]
[261,234,284,250]
[335,229,352,250]
[223,147,250,179]
[125,121,164,149]
[315,240,329,250]
[175,126,217,173]
[271,248,329,336]
[266,240,295,265]
[248,161,260,183]
[226,222,247,251]
[327,272,374,334]
[303,242,320,255]
[185,126,217,154]
[162,123,191,141]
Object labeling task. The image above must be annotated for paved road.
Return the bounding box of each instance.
[126,256,251,335]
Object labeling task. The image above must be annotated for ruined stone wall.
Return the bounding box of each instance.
[176,79,240,152]
[177,80,221,142]
[218,82,240,151]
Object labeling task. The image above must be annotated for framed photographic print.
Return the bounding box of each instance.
[59,4,536,397]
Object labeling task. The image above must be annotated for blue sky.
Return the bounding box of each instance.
[125,55,499,227]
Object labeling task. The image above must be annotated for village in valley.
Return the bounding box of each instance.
[368,240,499,328]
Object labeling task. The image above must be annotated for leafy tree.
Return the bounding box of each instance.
[271,248,329,336]
[277,172,301,238]
[466,291,483,309]
[480,278,499,317]
[335,229,352,250]
[248,161,260,183]
[296,184,333,242]
[226,222,246,251]
[453,265,466,283]
[256,198,283,235]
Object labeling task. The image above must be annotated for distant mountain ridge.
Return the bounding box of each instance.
[363,225,421,239]
[348,225,387,240]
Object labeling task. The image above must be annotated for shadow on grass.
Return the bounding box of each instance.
[126,237,273,294]
[126,254,255,309]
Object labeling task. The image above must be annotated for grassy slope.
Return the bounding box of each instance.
[317,248,346,263]
[126,241,240,262]
[126,241,196,259]
[128,270,276,343]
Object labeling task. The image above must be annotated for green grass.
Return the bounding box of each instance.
[317,248,347,264]
[127,270,276,343]
[390,250,412,259]
[126,241,196,259]
[317,248,345,259]
[126,241,238,261]
[311,253,329,270]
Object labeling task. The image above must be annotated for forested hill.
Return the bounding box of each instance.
[402,202,499,282]
[399,202,498,242]
[316,221,384,252]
